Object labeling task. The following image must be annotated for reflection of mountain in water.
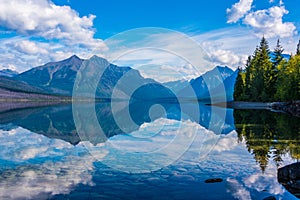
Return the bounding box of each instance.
[0,102,235,145]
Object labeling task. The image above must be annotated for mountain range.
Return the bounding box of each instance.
[0,69,18,77]
[0,55,238,102]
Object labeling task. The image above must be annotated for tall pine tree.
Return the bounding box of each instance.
[260,37,274,101]
[249,37,273,101]
[234,67,244,101]
[244,56,252,99]
[297,39,300,56]
[273,39,284,67]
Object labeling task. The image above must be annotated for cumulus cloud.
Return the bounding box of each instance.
[209,49,246,67]
[243,6,297,38]
[0,0,107,71]
[0,0,104,48]
[14,40,48,55]
[227,0,253,23]
[0,36,107,72]
[227,0,297,39]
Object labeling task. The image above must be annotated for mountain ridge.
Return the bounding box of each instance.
[0,55,237,101]
[0,69,19,77]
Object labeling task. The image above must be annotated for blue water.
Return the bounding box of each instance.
[0,103,298,200]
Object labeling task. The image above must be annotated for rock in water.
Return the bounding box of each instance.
[204,178,223,183]
[262,196,276,200]
[278,162,300,198]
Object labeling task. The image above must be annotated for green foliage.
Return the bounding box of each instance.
[275,55,300,101]
[234,37,300,102]
[273,39,284,67]
[234,109,300,171]
[234,67,245,101]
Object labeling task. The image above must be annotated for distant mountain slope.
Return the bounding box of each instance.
[269,52,290,61]
[0,87,70,101]
[14,55,176,99]
[15,55,83,95]
[0,69,19,77]
[0,76,44,94]
[177,66,236,101]
[200,69,239,102]
[1,55,237,101]
[75,56,176,99]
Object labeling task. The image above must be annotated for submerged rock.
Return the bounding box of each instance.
[204,178,223,183]
[278,162,300,198]
[262,196,276,200]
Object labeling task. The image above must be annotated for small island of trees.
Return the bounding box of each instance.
[234,37,300,102]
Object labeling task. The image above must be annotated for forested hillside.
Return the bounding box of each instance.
[234,38,300,102]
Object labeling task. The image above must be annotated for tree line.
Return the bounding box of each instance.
[234,37,300,102]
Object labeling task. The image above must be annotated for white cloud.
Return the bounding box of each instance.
[111,49,202,82]
[105,29,214,82]
[0,0,107,72]
[209,49,246,67]
[243,6,297,38]
[194,26,300,68]
[0,0,105,49]
[0,37,106,72]
[226,0,254,23]
[227,0,297,39]
[14,40,48,55]
[280,0,284,5]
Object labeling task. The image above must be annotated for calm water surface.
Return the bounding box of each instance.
[0,102,299,200]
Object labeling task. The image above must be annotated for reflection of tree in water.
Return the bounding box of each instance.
[234,109,300,172]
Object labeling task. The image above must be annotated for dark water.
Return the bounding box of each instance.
[0,102,299,199]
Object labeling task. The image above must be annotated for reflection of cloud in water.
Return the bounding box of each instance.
[98,118,220,173]
[0,158,95,199]
[0,127,100,199]
[0,128,74,162]
[226,178,251,200]
[0,120,297,199]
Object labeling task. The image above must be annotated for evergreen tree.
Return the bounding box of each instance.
[273,39,284,67]
[244,56,252,99]
[297,39,300,56]
[234,67,244,101]
[249,46,262,101]
[250,37,273,101]
[234,36,299,102]
[260,37,274,101]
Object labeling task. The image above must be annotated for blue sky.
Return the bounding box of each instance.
[0,0,299,77]
[51,0,300,39]
[52,0,237,38]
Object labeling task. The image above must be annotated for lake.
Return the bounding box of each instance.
[0,102,299,200]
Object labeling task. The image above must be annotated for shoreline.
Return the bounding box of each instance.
[211,101,300,117]
[0,99,299,117]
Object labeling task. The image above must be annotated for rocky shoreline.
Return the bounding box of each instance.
[213,101,300,117]
[270,101,300,117]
